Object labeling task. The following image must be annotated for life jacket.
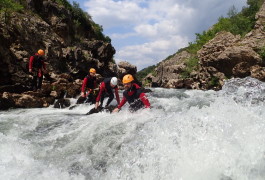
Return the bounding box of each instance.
[123,84,142,104]
[103,78,117,94]
[86,75,96,89]
[123,84,144,112]
[32,55,44,69]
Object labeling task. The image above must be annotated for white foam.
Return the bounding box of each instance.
[0,77,264,180]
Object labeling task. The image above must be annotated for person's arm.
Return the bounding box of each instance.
[139,93,150,108]
[29,56,34,72]
[81,77,88,97]
[117,97,127,109]
[114,87,120,104]
[113,96,127,112]
[95,83,105,109]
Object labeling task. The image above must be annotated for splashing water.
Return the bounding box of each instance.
[0,77,265,180]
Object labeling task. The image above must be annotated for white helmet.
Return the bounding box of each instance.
[111,77,118,86]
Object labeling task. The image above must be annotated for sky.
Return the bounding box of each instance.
[70,0,248,70]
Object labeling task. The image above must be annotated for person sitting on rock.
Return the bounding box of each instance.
[29,49,46,91]
[113,74,150,113]
[78,68,98,104]
[95,77,120,109]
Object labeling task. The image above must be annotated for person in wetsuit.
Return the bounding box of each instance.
[95,77,120,109]
[113,74,150,113]
[28,49,46,91]
[79,68,98,104]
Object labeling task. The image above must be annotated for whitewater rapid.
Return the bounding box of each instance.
[0,77,265,180]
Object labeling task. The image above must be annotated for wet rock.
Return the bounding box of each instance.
[251,65,265,81]
[0,96,15,110]
[53,98,71,108]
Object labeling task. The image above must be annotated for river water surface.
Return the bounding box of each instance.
[0,77,265,180]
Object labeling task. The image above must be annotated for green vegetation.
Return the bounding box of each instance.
[180,57,199,78]
[0,0,110,42]
[0,0,23,23]
[136,65,156,80]
[258,45,265,64]
[208,76,220,87]
[185,0,263,54]
[66,1,110,42]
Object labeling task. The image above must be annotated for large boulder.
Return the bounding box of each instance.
[152,51,192,88]
[198,33,262,77]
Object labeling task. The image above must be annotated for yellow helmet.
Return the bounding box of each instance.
[38,49,45,56]
[122,74,134,84]
[89,68,96,73]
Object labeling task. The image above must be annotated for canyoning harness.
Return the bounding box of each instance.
[81,74,97,95]
[29,54,46,77]
[123,84,144,112]
[123,84,142,104]
[32,55,44,69]
[85,75,97,89]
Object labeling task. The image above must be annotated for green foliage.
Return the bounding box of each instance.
[0,0,23,23]
[136,65,156,81]
[71,1,110,42]
[208,76,220,87]
[55,0,110,42]
[258,46,265,64]
[143,78,152,87]
[180,57,199,78]
[185,1,263,55]
[91,21,111,42]
[55,0,72,10]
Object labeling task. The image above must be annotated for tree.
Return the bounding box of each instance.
[227,5,238,18]
[0,0,22,23]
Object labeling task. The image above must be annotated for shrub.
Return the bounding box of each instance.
[258,46,265,64]
[208,76,220,87]
[0,0,23,23]
[55,0,110,42]
[136,65,156,81]
[180,57,199,78]
[185,0,263,55]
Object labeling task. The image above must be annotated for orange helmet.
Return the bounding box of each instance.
[89,68,96,73]
[38,49,45,56]
[123,74,134,84]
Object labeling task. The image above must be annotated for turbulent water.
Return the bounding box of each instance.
[0,77,265,180]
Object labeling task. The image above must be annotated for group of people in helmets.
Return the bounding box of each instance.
[81,68,150,113]
[29,49,150,113]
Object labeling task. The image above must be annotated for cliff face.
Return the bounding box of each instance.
[0,0,141,109]
[0,0,116,92]
[147,1,265,90]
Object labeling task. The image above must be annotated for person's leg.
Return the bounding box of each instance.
[32,76,37,91]
[37,76,43,89]
[106,93,114,107]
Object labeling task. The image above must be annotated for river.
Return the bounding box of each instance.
[0,77,265,180]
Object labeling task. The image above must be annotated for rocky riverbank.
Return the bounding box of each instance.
[143,1,265,90]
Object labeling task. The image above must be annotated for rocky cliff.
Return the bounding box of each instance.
[146,1,265,90]
[0,0,136,109]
